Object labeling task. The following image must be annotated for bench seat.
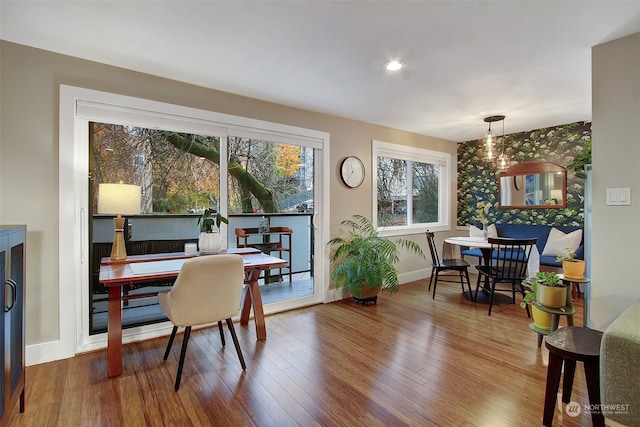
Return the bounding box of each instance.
[460,223,583,268]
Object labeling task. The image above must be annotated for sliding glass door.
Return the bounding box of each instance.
[89,125,317,335]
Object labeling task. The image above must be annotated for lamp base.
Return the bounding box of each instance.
[110,216,128,261]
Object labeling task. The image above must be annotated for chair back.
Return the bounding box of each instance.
[485,237,537,280]
[161,254,244,327]
[425,231,441,265]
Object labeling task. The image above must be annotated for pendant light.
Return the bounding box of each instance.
[496,116,509,172]
[482,115,506,163]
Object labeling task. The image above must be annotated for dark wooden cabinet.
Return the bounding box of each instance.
[0,225,25,426]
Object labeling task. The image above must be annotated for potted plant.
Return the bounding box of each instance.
[521,272,568,330]
[556,249,586,280]
[327,215,425,305]
[197,208,228,254]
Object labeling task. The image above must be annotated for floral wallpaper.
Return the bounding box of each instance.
[457,121,591,227]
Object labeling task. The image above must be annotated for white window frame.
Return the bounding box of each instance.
[49,85,331,364]
[372,140,451,237]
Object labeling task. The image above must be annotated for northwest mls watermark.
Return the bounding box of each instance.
[565,401,630,417]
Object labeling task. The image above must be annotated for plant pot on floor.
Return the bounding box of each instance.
[351,281,380,305]
[536,284,568,309]
[199,231,221,254]
[562,259,586,280]
[531,304,553,331]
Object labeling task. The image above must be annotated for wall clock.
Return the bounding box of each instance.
[340,156,365,188]
[514,175,523,190]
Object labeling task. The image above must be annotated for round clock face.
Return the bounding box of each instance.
[514,175,523,190]
[340,156,365,188]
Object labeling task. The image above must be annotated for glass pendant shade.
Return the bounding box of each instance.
[481,115,506,165]
[496,152,509,171]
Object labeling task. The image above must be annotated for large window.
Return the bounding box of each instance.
[373,140,451,233]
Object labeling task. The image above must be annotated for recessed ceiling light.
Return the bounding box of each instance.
[384,60,404,71]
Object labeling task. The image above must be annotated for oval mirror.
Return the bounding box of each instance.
[498,161,566,209]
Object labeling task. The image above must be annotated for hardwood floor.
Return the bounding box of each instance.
[10,277,597,426]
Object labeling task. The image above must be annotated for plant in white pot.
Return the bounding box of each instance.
[521,272,568,331]
[197,208,228,254]
[556,249,586,280]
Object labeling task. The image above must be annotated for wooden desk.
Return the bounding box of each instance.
[98,248,287,377]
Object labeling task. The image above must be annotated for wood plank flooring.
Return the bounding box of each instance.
[9,277,597,426]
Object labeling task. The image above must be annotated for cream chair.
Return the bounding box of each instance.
[158,254,246,390]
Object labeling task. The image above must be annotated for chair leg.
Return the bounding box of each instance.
[217,320,225,346]
[474,273,483,302]
[428,267,435,291]
[163,326,178,361]
[226,318,246,370]
[458,271,465,293]
[487,280,496,316]
[174,326,192,391]
[464,269,473,295]
[431,270,439,299]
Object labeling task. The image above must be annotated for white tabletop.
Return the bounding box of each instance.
[445,236,540,277]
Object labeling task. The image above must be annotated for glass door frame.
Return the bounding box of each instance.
[59,85,330,356]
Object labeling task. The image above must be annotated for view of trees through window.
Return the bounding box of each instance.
[377,156,439,226]
[90,123,314,215]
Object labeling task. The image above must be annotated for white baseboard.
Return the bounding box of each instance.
[26,340,75,366]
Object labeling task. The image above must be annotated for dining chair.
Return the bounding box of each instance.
[158,254,246,390]
[474,237,537,316]
[425,232,472,299]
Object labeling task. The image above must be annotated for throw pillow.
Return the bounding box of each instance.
[469,224,498,238]
[469,225,483,238]
[541,228,582,257]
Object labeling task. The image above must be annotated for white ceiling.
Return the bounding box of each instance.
[2,1,640,143]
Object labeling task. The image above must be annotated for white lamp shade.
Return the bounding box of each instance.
[98,183,141,215]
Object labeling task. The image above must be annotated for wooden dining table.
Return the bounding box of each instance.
[98,247,287,377]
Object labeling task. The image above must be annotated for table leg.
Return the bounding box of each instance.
[561,359,577,403]
[543,352,564,426]
[107,285,123,377]
[242,267,267,340]
[240,284,252,326]
[584,360,605,427]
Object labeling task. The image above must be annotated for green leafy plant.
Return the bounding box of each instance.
[327,215,425,297]
[520,271,565,308]
[555,248,577,263]
[197,208,228,233]
[567,140,592,180]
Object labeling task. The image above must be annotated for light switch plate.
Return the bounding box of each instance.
[606,188,631,206]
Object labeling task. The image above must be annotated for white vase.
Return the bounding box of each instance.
[198,231,221,254]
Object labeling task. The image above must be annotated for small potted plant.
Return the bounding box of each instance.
[197,208,228,254]
[327,215,425,305]
[556,248,586,280]
[520,272,568,331]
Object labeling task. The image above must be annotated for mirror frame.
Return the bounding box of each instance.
[498,161,567,209]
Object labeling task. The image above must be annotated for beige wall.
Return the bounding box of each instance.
[0,41,456,349]
[590,32,640,330]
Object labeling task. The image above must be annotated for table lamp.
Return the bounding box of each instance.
[98,182,141,261]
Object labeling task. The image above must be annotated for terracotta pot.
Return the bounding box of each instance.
[537,284,567,309]
[198,231,221,254]
[352,281,380,299]
[563,259,586,280]
[531,304,553,331]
